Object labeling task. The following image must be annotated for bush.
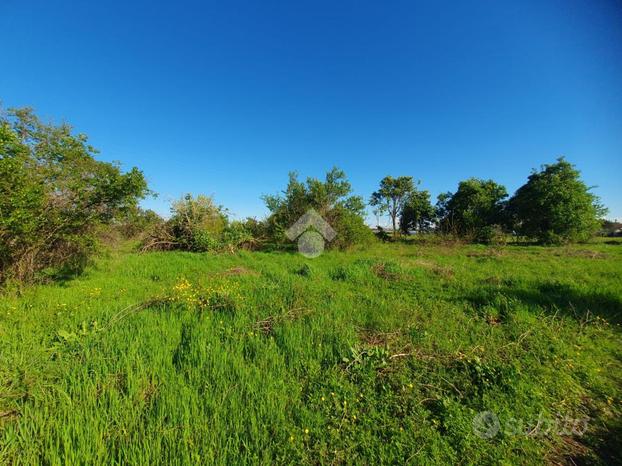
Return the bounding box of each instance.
[475,225,507,245]
[142,195,228,252]
[0,108,148,284]
[221,221,256,250]
[328,207,375,250]
[141,195,261,253]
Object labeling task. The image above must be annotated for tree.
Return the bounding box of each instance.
[0,107,149,283]
[400,187,436,233]
[436,178,508,240]
[369,176,415,236]
[263,167,373,249]
[508,158,606,244]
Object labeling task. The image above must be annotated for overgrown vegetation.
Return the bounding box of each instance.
[1,107,620,464]
[1,108,610,289]
[0,241,620,464]
[141,194,255,252]
[435,178,508,241]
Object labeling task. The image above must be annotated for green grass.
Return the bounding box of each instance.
[1,241,621,464]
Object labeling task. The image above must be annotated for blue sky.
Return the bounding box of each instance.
[1,0,621,221]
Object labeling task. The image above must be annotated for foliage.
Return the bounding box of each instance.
[169,194,227,251]
[221,221,256,250]
[141,194,229,252]
[436,178,508,241]
[263,167,373,249]
[0,107,148,283]
[508,158,607,244]
[399,187,436,233]
[369,176,415,236]
[475,224,507,245]
[374,226,391,242]
[114,207,163,239]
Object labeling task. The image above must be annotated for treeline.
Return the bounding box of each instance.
[370,162,606,245]
[0,108,609,284]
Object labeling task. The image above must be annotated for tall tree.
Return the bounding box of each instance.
[436,178,508,239]
[400,187,436,233]
[508,158,606,244]
[369,176,415,236]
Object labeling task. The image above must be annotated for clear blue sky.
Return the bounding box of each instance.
[2,0,621,221]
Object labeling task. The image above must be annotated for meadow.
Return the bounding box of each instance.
[0,240,621,465]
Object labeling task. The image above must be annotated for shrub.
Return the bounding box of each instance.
[475,225,507,245]
[141,195,261,252]
[327,207,375,250]
[115,208,163,239]
[221,221,256,250]
[142,194,228,252]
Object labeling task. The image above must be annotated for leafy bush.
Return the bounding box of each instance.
[141,195,260,252]
[328,207,375,250]
[0,107,148,283]
[221,221,256,250]
[399,187,436,233]
[142,195,228,252]
[475,225,507,245]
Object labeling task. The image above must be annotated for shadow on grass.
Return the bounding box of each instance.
[573,417,622,466]
[467,281,622,324]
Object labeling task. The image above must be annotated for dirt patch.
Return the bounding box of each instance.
[371,263,400,281]
[558,249,608,260]
[0,409,20,424]
[430,265,454,279]
[466,248,505,258]
[253,307,311,335]
[221,266,259,276]
[358,328,404,347]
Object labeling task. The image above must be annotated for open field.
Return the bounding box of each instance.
[1,241,621,465]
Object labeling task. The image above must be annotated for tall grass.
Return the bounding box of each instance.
[0,241,620,464]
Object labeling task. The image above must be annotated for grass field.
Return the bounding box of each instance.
[0,240,621,464]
